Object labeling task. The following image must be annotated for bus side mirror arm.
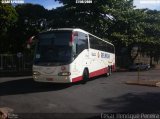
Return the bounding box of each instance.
[72,54,77,58]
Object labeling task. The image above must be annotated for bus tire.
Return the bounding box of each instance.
[109,66,112,75]
[106,66,111,76]
[81,68,89,84]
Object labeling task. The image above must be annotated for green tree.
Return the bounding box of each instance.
[142,10,160,65]
[51,0,122,36]
[10,4,48,53]
[0,3,18,53]
[54,0,160,66]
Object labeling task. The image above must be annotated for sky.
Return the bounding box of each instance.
[25,0,63,9]
[133,0,160,10]
[23,0,160,10]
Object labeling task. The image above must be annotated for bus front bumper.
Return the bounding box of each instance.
[33,75,71,83]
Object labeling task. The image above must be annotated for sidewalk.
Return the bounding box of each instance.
[125,65,160,87]
[154,64,160,70]
[126,80,160,87]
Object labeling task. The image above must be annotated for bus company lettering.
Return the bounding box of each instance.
[43,67,56,74]
[101,52,110,59]
[91,52,96,56]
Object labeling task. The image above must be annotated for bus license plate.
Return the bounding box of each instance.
[46,78,54,81]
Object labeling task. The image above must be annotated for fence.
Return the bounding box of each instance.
[0,54,32,72]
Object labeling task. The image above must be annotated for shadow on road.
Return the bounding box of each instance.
[0,78,71,96]
[97,92,160,113]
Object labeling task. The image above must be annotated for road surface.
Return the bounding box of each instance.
[0,70,160,118]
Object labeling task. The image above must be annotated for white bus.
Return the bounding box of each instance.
[33,28,115,83]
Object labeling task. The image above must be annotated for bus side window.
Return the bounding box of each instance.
[89,35,97,49]
[73,35,78,56]
[77,32,88,54]
[107,44,113,53]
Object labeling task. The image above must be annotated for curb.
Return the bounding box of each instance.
[125,80,160,87]
[115,69,128,72]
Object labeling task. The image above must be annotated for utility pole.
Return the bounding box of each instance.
[137,45,141,82]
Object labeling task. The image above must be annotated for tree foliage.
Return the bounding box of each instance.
[0,4,17,33]
[0,3,18,53]
[10,4,48,53]
[0,0,160,66]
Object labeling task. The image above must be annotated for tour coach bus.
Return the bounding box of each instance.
[33,28,115,83]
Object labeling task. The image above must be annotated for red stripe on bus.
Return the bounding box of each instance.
[72,76,83,82]
[89,67,108,78]
[112,64,116,71]
[72,67,108,82]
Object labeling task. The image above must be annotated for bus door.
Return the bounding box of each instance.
[72,32,89,71]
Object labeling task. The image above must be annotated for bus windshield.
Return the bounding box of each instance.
[34,31,72,66]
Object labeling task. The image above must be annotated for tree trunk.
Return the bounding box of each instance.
[150,51,153,66]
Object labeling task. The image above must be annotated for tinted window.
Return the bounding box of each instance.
[39,31,71,46]
[77,32,88,53]
[34,31,72,66]
[73,32,88,55]
[89,35,114,53]
[89,35,98,49]
[107,44,115,53]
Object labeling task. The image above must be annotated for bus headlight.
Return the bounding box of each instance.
[58,72,71,76]
[33,71,41,76]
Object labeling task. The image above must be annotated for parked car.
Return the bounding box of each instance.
[129,63,150,71]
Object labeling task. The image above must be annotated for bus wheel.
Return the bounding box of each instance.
[109,66,112,75]
[82,69,89,84]
[106,66,111,76]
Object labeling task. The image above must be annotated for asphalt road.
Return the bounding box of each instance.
[0,70,160,118]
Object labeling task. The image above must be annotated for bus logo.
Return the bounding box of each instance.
[98,52,100,58]
[43,67,56,74]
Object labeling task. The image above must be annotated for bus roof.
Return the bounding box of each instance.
[43,28,88,33]
[41,28,114,46]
